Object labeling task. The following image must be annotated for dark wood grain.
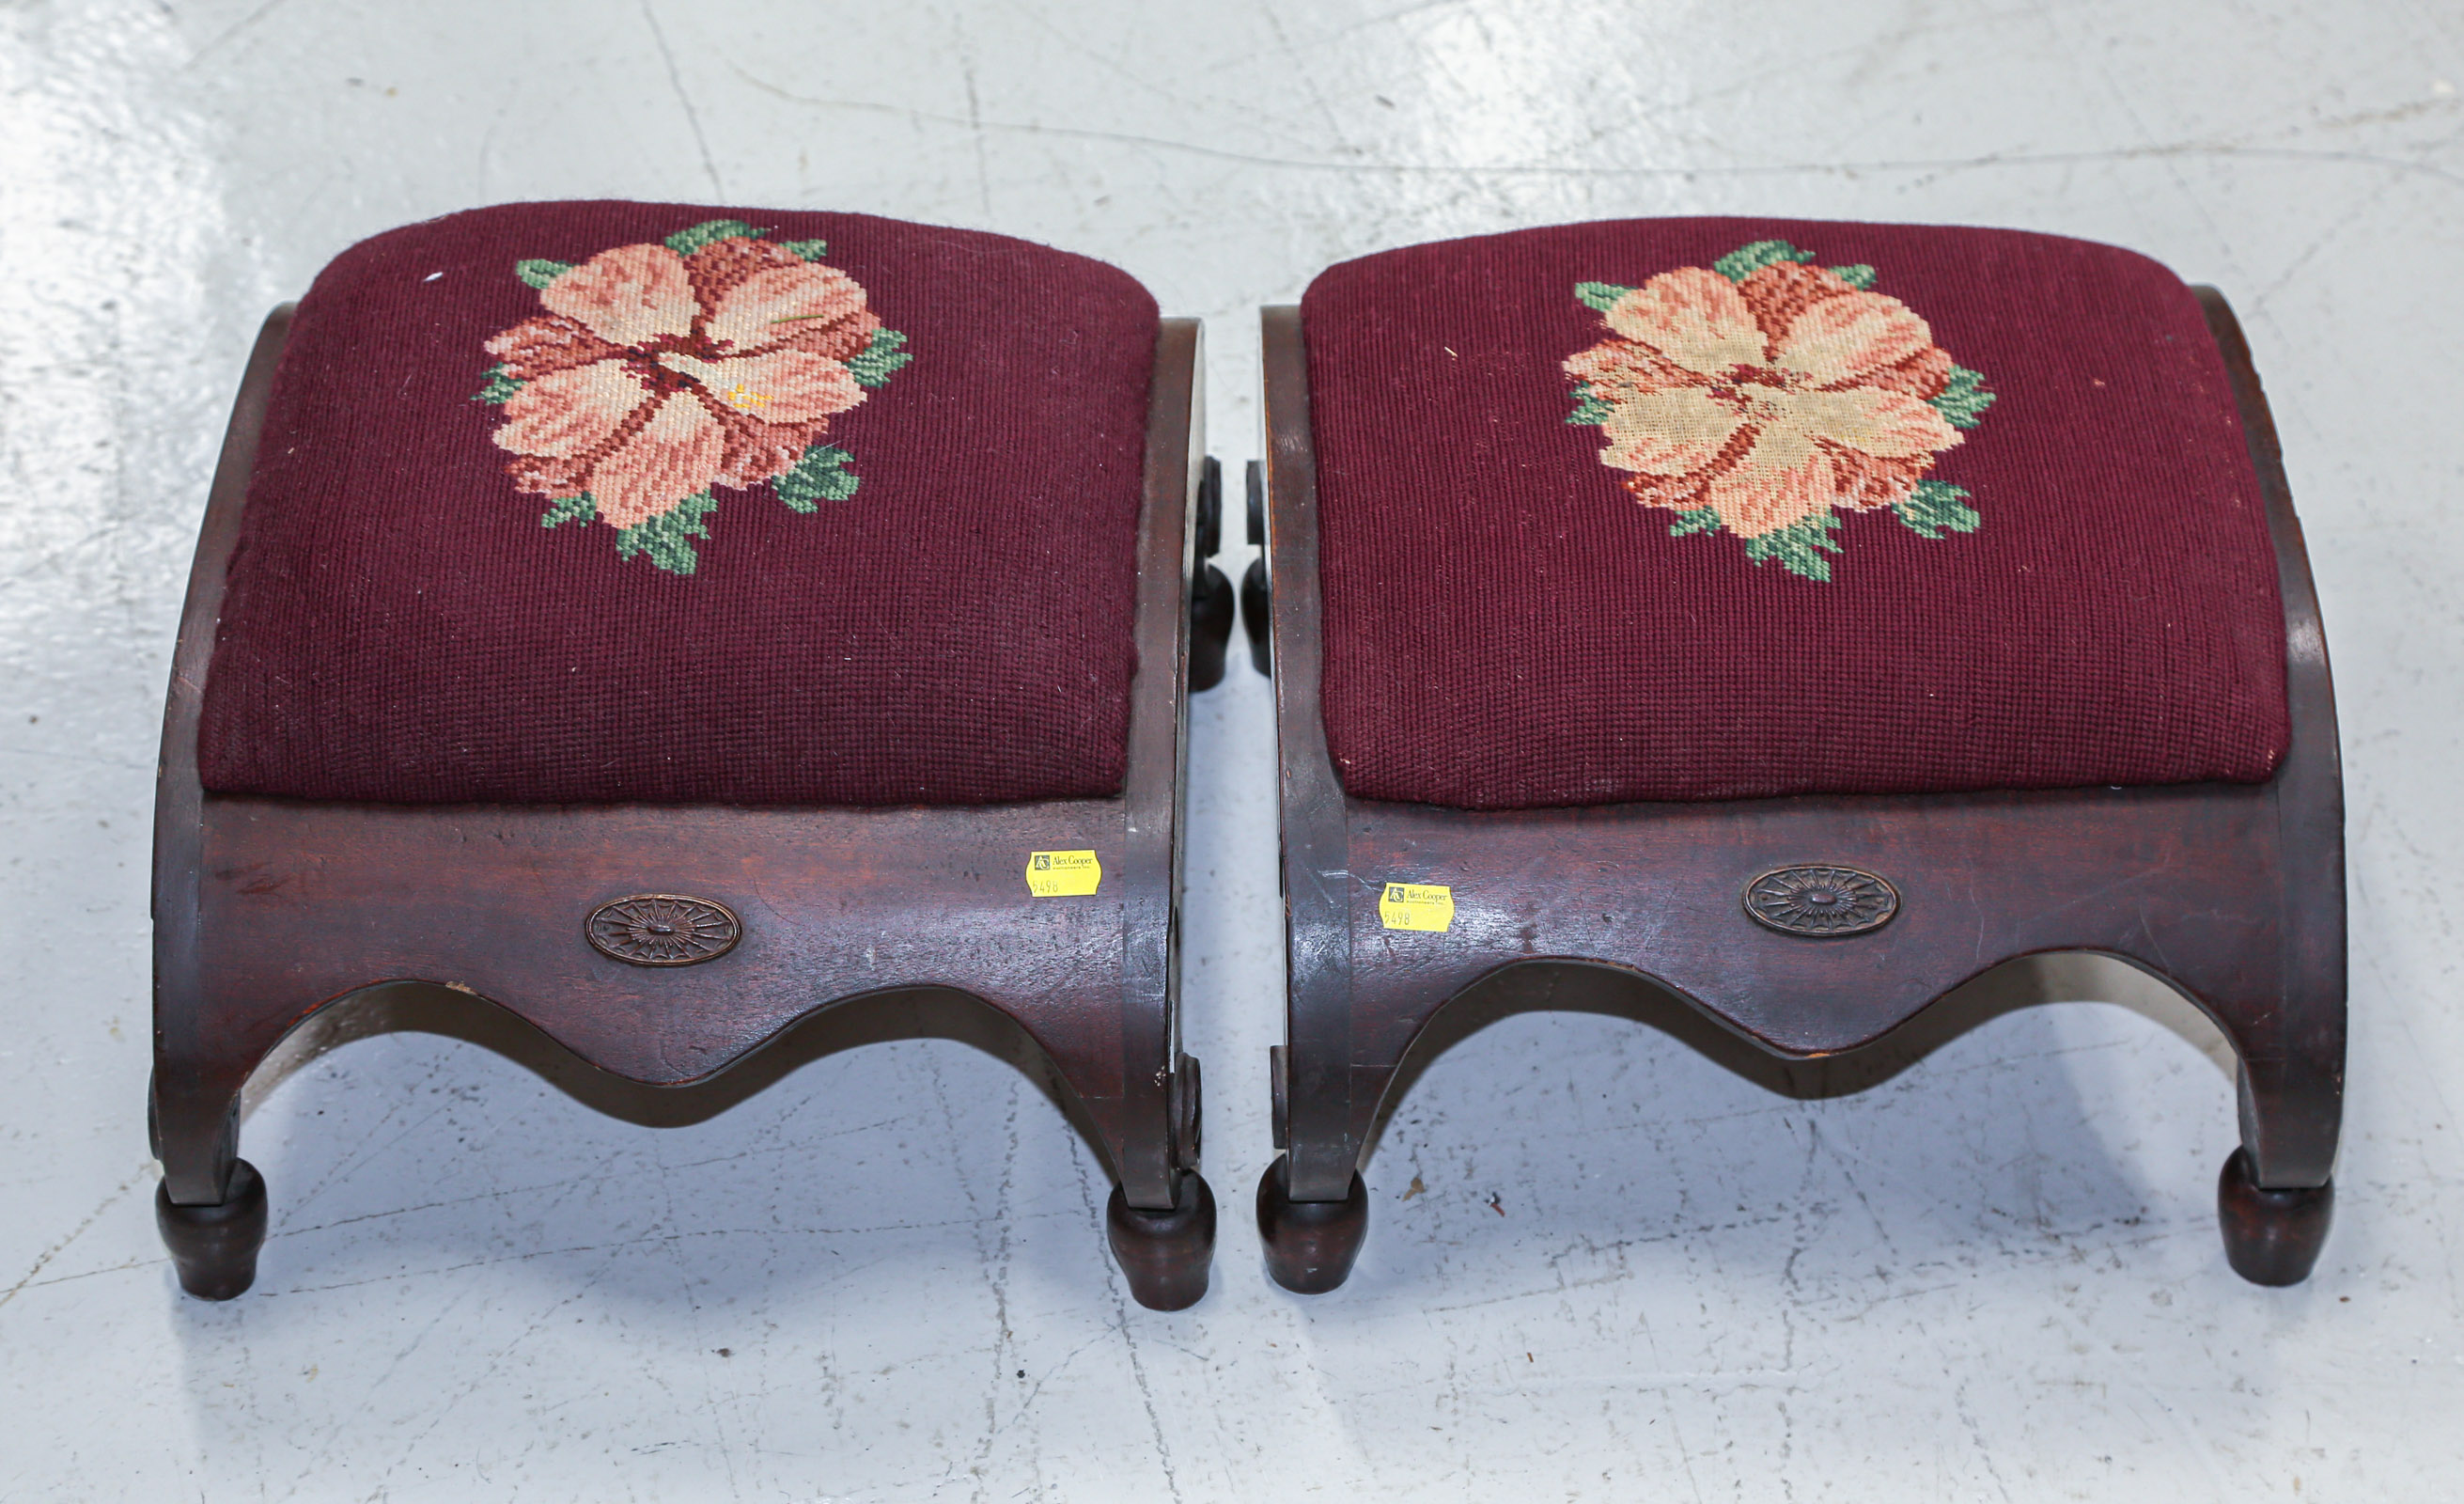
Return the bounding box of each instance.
[1262,305,1360,1204]
[152,304,292,1206]
[153,312,1214,1305]
[1107,1169,1217,1311]
[1240,460,1271,676]
[1258,290,2344,1282]
[2198,287,2347,1204]
[154,1158,265,1301]
[1254,1153,1365,1294]
[2217,1146,2333,1285]
[1188,454,1235,692]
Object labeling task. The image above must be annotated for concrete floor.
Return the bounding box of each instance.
[4,1,2461,1498]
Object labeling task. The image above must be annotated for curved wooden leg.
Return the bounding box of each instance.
[1091,1049,1211,1310]
[2209,993,2342,1286]
[150,1060,270,1300]
[1107,1171,1216,1310]
[1255,1153,1367,1293]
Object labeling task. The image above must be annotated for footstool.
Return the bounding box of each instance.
[1252,218,2341,1292]
[152,201,1226,1308]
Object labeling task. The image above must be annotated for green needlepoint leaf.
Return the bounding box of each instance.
[1667,508,1721,538]
[1739,510,1841,582]
[1827,263,1877,290]
[515,259,573,290]
[1931,365,1996,430]
[774,444,860,512]
[539,493,596,528]
[473,364,524,405]
[1711,241,1815,283]
[1894,479,1981,540]
[1574,281,1633,312]
[614,492,718,575]
[847,328,913,389]
[775,238,829,262]
[1566,384,1614,426]
[665,220,764,258]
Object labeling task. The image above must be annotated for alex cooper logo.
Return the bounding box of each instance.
[1033,854,1053,870]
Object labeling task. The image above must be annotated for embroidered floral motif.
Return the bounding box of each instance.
[1563,240,1995,582]
[474,220,912,575]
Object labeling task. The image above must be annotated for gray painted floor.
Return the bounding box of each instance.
[3,2,2460,1498]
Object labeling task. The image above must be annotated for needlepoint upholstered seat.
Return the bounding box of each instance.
[155,202,1224,1308]
[1254,218,2340,1292]
[200,202,1155,807]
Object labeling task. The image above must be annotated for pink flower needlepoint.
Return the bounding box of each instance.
[1563,240,1994,581]
[474,218,914,574]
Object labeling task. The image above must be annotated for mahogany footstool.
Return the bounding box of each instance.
[1253,219,2341,1292]
[153,202,1227,1308]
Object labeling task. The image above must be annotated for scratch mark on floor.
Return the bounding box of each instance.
[183,0,294,67]
[641,0,724,197]
[1071,1143,1185,1504]
[723,67,2464,190]
[0,1163,151,1313]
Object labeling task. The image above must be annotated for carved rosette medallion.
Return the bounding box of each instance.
[1743,866,1899,937]
[585,894,742,966]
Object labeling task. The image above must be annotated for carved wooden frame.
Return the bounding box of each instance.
[151,307,1220,1308]
[1255,291,2343,1290]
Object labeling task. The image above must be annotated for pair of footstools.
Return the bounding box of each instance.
[153,202,2341,1309]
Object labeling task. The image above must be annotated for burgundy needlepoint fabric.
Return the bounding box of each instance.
[199,200,1159,806]
[1302,218,2290,807]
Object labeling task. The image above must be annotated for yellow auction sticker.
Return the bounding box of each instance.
[1025,850,1103,897]
[1378,882,1455,932]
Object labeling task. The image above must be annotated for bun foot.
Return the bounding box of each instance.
[1255,1154,1368,1294]
[156,1158,268,1301]
[1108,1172,1215,1311]
[2218,1148,2332,1286]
